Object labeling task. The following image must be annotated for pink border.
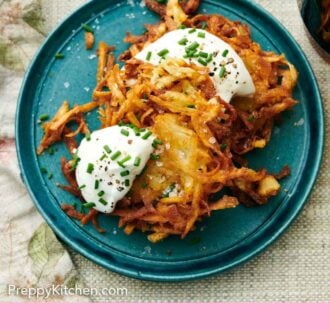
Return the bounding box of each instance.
[1,303,329,329]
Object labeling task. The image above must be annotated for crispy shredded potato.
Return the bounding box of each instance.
[37,0,297,242]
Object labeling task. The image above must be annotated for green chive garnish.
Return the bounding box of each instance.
[198,58,208,66]
[150,154,160,160]
[277,76,283,85]
[197,32,205,38]
[121,128,129,137]
[86,132,91,141]
[79,184,86,190]
[188,28,196,34]
[72,202,77,209]
[142,131,152,140]
[99,154,107,161]
[200,21,208,29]
[199,52,208,58]
[86,163,94,174]
[178,24,186,29]
[120,170,130,177]
[40,167,48,174]
[83,202,96,208]
[99,198,107,206]
[178,38,188,45]
[48,173,53,180]
[71,154,81,170]
[206,54,213,63]
[222,49,229,57]
[247,115,255,122]
[146,51,152,61]
[187,104,196,108]
[82,23,94,33]
[94,180,99,189]
[220,143,227,151]
[98,190,105,197]
[111,151,121,160]
[152,139,163,148]
[186,41,199,51]
[39,114,49,122]
[119,155,131,164]
[156,0,167,3]
[157,49,169,57]
[134,157,141,167]
[219,67,226,78]
[55,53,65,59]
[103,145,111,154]
[47,147,55,155]
[124,179,130,187]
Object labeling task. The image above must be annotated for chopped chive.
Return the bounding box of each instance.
[277,76,283,85]
[124,179,130,187]
[157,49,169,57]
[86,163,94,174]
[222,49,229,57]
[99,198,107,206]
[79,184,86,190]
[55,53,65,59]
[98,190,105,197]
[178,38,188,45]
[152,138,163,148]
[188,28,196,34]
[187,104,196,109]
[47,147,55,155]
[146,51,152,61]
[120,128,129,137]
[156,0,167,3]
[206,54,213,63]
[48,173,53,180]
[219,66,226,78]
[119,155,131,164]
[247,115,255,122]
[186,41,199,51]
[39,114,49,122]
[86,132,91,141]
[94,180,99,189]
[220,143,227,151]
[178,24,186,29]
[133,126,141,136]
[72,202,77,209]
[200,21,208,29]
[82,23,94,33]
[99,153,107,161]
[198,58,208,66]
[141,182,148,189]
[83,202,96,208]
[199,51,208,58]
[40,167,48,174]
[118,120,125,126]
[120,170,130,177]
[150,154,160,160]
[134,157,141,167]
[197,32,205,38]
[111,151,121,160]
[80,205,85,213]
[71,154,81,170]
[142,131,152,140]
[103,145,111,154]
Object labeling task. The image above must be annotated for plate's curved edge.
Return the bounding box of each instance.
[15,0,325,282]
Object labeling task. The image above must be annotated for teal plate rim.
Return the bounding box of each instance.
[16,0,324,281]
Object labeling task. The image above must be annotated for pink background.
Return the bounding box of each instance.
[1,304,329,329]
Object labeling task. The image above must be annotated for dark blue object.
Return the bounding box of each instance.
[300,0,330,53]
[16,0,324,281]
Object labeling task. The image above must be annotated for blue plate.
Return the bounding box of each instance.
[16,0,324,281]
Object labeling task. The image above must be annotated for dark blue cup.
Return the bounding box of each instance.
[298,0,330,53]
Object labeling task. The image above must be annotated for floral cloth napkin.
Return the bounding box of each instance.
[0,0,88,302]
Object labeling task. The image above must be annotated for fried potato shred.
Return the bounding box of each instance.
[37,0,297,242]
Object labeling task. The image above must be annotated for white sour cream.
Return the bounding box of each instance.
[75,125,156,213]
[135,28,255,102]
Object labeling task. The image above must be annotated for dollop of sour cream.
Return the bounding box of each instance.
[135,28,255,102]
[75,125,156,213]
